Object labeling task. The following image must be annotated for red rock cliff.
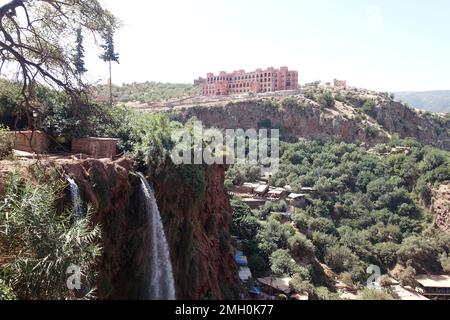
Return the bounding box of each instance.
[0,158,240,299]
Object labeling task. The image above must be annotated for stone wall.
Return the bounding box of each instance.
[8,130,50,154]
[72,137,119,158]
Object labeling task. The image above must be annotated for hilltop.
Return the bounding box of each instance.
[94,82,200,104]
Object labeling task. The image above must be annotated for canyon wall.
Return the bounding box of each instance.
[171,97,450,150]
[0,158,240,300]
[174,99,384,146]
[374,101,450,150]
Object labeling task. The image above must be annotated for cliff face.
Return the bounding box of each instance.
[431,183,450,233]
[375,101,450,150]
[0,157,240,300]
[151,164,240,299]
[171,96,450,150]
[175,98,386,146]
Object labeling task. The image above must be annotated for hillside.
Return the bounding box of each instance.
[94,82,200,104]
[157,87,450,151]
[394,91,450,113]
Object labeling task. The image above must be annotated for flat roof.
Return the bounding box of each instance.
[257,277,291,294]
[392,285,429,300]
[288,193,306,199]
[239,267,252,281]
[255,185,269,193]
[415,275,450,288]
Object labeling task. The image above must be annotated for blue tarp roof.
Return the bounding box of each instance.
[249,286,262,295]
[235,251,248,266]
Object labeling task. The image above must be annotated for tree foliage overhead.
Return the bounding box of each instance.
[0,0,118,127]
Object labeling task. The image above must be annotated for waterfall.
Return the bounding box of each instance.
[67,177,84,219]
[137,173,176,300]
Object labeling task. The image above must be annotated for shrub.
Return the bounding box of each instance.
[0,125,13,159]
[396,236,438,272]
[0,171,101,299]
[269,249,299,277]
[289,274,315,296]
[0,280,16,300]
[397,266,417,288]
[288,233,316,261]
[361,99,377,117]
[230,198,260,240]
[324,245,360,273]
[359,288,394,300]
[440,253,450,273]
[248,254,268,277]
[318,92,335,109]
[315,286,340,300]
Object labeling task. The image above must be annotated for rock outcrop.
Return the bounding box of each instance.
[431,183,450,233]
[168,94,450,150]
[375,101,450,150]
[151,164,240,299]
[174,98,387,147]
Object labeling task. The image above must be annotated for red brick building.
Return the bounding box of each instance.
[197,66,298,96]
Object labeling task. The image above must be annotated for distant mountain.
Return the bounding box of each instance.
[393,91,450,113]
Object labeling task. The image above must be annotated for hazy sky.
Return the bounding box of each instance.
[42,0,450,91]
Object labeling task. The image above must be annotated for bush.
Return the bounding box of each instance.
[289,273,315,296]
[396,236,438,272]
[288,233,316,261]
[231,197,261,240]
[324,245,360,273]
[397,266,417,288]
[0,279,16,300]
[359,288,394,300]
[315,286,340,300]
[361,100,377,117]
[440,253,450,273]
[318,92,335,109]
[0,125,13,159]
[256,220,295,258]
[248,254,268,277]
[269,249,299,277]
[0,171,101,299]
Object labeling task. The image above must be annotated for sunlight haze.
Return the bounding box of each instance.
[82,0,450,92]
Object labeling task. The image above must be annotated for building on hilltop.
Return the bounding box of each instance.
[195,66,299,96]
[334,79,347,88]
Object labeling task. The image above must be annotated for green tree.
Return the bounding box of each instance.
[269,249,299,277]
[73,28,88,81]
[100,28,120,106]
[288,233,316,262]
[0,0,118,128]
[230,198,260,240]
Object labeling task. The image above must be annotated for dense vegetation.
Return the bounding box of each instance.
[94,82,200,104]
[229,138,450,299]
[0,170,101,299]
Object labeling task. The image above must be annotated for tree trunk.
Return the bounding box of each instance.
[109,60,112,107]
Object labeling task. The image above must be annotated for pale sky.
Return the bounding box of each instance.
[3,0,450,91]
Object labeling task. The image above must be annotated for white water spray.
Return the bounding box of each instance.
[137,173,176,300]
[67,177,84,219]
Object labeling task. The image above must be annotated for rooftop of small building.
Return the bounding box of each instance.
[415,275,450,288]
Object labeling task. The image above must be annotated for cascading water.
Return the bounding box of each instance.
[137,173,176,300]
[67,177,84,219]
